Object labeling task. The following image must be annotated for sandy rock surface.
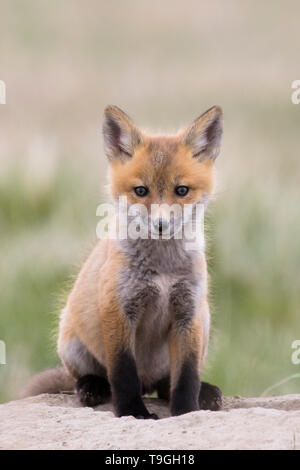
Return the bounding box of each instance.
[0,393,300,450]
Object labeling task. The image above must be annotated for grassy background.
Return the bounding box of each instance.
[0,0,300,402]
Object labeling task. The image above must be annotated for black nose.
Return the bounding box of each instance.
[158,219,163,234]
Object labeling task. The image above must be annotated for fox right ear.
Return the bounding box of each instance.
[182,106,223,160]
[103,106,142,161]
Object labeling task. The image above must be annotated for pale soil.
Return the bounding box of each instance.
[0,393,300,450]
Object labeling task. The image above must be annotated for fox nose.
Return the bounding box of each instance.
[153,218,169,234]
[158,220,163,233]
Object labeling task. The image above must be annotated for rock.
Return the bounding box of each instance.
[0,393,300,450]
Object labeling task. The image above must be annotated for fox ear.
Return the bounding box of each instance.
[103,105,142,160]
[182,106,223,160]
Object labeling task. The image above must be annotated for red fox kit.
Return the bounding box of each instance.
[23,105,223,418]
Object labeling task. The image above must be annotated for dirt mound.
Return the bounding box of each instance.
[1,393,299,450]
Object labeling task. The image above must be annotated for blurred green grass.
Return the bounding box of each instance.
[0,0,300,402]
[0,156,299,402]
[0,163,103,401]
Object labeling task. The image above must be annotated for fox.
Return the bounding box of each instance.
[22,105,224,419]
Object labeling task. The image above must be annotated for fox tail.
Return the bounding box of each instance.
[21,366,75,398]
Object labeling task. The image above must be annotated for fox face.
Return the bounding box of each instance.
[103,105,223,237]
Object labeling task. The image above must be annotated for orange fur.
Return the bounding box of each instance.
[110,138,215,208]
[59,106,222,399]
[24,105,223,416]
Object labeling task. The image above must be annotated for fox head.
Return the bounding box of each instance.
[102,105,223,238]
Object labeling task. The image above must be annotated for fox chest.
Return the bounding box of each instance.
[118,269,200,327]
[119,270,200,385]
[118,239,202,339]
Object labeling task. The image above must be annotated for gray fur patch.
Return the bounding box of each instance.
[64,337,106,378]
[169,278,198,331]
[118,238,202,386]
[118,238,201,327]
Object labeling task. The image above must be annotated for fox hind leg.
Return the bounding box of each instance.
[155,375,222,411]
[62,337,111,407]
[76,375,111,407]
[199,381,222,411]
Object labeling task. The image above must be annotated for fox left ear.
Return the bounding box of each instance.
[103,105,142,161]
[182,106,223,160]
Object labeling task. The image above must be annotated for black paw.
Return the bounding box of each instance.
[76,375,111,407]
[199,381,222,411]
[136,413,159,420]
[116,400,159,419]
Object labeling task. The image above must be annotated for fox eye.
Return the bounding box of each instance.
[134,186,149,197]
[175,185,189,197]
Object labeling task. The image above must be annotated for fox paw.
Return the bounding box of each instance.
[199,381,222,411]
[76,375,111,407]
[136,413,159,420]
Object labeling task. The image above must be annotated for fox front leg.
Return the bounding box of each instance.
[103,312,158,420]
[168,282,202,416]
[109,349,158,419]
[169,326,201,416]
